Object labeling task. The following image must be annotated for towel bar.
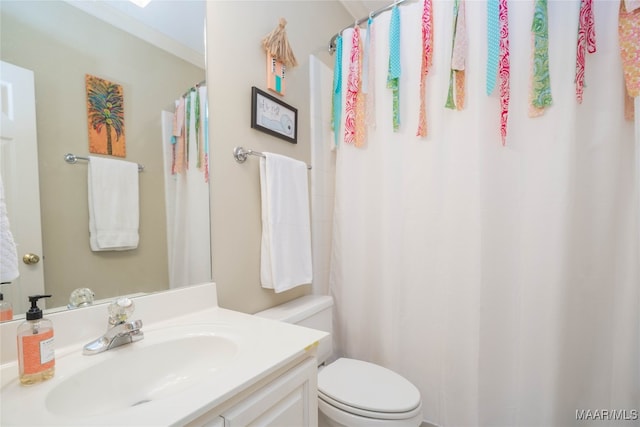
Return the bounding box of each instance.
[64,153,144,172]
[233,147,311,170]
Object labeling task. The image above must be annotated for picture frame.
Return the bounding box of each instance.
[251,86,297,144]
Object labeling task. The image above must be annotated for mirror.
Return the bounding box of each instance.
[0,0,210,316]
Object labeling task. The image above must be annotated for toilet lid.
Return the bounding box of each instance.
[318,358,421,414]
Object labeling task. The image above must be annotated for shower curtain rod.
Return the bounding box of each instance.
[182,79,206,98]
[328,0,409,54]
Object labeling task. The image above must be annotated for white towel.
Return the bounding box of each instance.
[88,156,139,251]
[0,176,19,282]
[260,153,312,293]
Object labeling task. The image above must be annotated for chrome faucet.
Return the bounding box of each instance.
[83,297,144,355]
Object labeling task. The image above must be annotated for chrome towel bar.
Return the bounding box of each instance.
[233,146,311,170]
[64,153,144,172]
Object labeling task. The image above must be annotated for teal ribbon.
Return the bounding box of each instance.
[531,0,552,109]
[331,35,343,148]
[387,6,401,131]
[185,91,191,164]
[486,0,499,95]
[195,89,201,168]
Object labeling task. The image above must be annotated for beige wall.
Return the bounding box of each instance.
[207,1,351,313]
[0,1,205,308]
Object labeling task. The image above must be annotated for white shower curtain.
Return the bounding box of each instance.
[329,2,639,426]
[160,86,211,289]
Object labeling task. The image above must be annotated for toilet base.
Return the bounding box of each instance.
[318,398,423,427]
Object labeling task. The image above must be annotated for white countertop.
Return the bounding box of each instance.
[0,283,327,426]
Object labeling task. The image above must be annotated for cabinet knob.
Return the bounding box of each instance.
[22,253,40,265]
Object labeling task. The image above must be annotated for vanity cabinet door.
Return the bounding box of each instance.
[221,357,318,427]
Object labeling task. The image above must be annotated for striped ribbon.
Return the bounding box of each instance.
[417,0,433,137]
[575,0,596,103]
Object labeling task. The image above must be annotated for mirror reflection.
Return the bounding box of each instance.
[0,0,210,316]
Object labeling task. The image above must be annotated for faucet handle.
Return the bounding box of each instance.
[108,297,135,325]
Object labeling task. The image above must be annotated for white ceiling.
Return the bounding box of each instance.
[339,0,394,21]
[101,0,206,53]
[65,0,206,68]
[66,0,391,67]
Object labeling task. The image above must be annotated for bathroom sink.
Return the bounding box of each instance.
[45,325,239,418]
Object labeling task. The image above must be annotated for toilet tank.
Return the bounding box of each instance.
[255,295,333,365]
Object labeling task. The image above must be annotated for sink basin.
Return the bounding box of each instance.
[45,325,239,418]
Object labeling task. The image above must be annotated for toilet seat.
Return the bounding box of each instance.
[318,358,422,420]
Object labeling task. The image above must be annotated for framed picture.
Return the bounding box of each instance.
[86,74,126,157]
[251,86,297,144]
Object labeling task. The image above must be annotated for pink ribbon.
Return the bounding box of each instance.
[575,0,596,103]
[417,0,433,137]
[344,27,361,145]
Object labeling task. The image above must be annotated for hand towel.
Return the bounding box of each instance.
[88,156,139,251]
[0,176,19,283]
[260,153,312,293]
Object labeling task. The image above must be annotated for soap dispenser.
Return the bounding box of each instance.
[0,292,13,321]
[17,294,55,385]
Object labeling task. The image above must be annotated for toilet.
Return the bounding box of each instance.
[255,295,423,427]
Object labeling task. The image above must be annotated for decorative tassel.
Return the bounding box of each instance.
[262,18,298,68]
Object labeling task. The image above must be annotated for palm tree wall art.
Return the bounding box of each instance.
[86,74,125,157]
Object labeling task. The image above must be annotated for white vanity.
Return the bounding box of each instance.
[0,283,327,426]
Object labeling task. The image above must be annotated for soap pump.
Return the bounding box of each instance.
[16,294,55,385]
[0,291,13,321]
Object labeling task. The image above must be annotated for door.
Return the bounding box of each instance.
[0,60,45,315]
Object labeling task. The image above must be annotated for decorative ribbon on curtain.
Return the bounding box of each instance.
[417,0,434,137]
[171,87,208,180]
[355,28,367,147]
[486,0,500,95]
[185,92,192,167]
[619,0,639,121]
[575,0,596,103]
[365,17,377,130]
[345,27,362,145]
[172,97,186,174]
[194,89,201,168]
[202,87,209,183]
[529,0,552,117]
[486,0,510,144]
[445,0,467,111]
[387,6,401,132]
[331,35,343,149]
[498,0,511,145]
